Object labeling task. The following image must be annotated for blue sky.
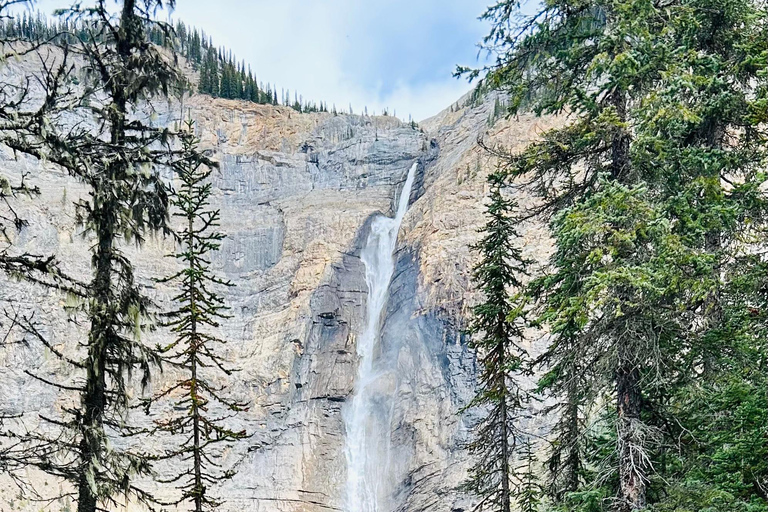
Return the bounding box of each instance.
[28,0,494,121]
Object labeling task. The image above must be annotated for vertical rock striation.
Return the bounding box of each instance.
[0,91,558,511]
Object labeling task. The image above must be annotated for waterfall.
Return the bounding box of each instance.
[343,162,419,512]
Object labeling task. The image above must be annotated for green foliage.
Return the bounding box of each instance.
[0,10,325,111]
[650,254,768,512]
[0,2,214,511]
[515,442,545,512]
[145,120,248,512]
[466,0,768,511]
[462,174,539,512]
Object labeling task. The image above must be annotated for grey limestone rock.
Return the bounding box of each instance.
[0,90,555,512]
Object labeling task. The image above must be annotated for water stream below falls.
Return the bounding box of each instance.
[343,162,419,512]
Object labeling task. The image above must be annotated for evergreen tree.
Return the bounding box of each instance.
[144,120,247,512]
[235,61,244,99]
[463,173,533,512]
[207,47,219,97]
[466,1,768,511]
[219,60,230,99]
[0,1,207,510]
[190,27,201,64]
[293,91,301,112]
[631,2,768,508]
[218,61,226,98]
[245,68,254,102]
[59,3,181,510]
[229,61,238,99]
[198,57,210,94]
[474,3,667,508]
[514,441,544,512]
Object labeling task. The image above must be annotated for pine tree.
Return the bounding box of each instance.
[65,3,182,510]
[143,120,248,512]
[467,1,768,511]
[0,1,206,510]
[190,28,201,64]
[463,173,533,512]
[236,61,245,99]
[198,57,210,94]
[230,60,240,99]
[204,47,219,97]
[514,441,543,512]
[630,2,768,508]
[473,3,667,508]
[219,61,227,99]
[210,49,219,97]
[244,68,254,102]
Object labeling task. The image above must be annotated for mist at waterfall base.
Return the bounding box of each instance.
[343,162,419,512]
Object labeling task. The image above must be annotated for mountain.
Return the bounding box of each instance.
[0,88,558,511]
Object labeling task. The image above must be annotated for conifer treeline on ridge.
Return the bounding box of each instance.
[0,10,332,113]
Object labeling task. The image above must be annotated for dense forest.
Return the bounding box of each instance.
[462,0,768,511]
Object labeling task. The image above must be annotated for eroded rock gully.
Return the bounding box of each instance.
[0,91,558,511]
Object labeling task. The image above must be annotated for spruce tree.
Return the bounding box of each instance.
[466,1,768,511]
[245,69,254,102]
[198,57,210,94]
[207,47,219,97]
[631,2,768,508]
[62,3,182,510]
[0,1,206,510]
[219,62,229,99]
[144,120,247,512]
[463,173,533,512]
[473,3,667,508]
[229,62,237,99]
[514,441,543,512]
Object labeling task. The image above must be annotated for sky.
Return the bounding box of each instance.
[27,0,495,121]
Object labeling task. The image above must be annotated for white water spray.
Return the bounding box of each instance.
[343,162,419,512]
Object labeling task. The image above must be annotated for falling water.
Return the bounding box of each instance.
[343,162,419,512]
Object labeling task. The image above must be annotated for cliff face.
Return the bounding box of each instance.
[0,91,557,511]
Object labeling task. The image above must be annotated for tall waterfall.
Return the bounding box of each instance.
[343,162,419,512]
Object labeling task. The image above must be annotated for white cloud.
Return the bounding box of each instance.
[170,0,489,120]
[27,0,491,121]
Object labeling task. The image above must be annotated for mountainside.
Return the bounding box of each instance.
[0,91,558,512]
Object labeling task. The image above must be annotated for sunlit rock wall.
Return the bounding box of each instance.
[0,90,558,512]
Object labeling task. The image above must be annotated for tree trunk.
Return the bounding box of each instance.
[497,313,512,512]
[189,210,204,512]
[77,3,134,509]
[610,87,647,511]
[616,364,646,512]
[500,384,511,512]
[77,205,114,512]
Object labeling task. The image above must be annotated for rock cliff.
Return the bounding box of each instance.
[0,90,558,511]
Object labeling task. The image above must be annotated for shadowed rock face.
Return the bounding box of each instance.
[0,90,556,511]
